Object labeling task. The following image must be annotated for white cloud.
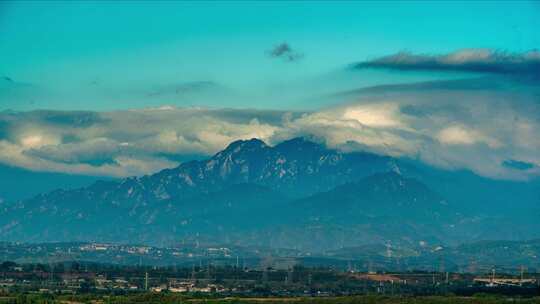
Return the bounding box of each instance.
[21,135,49,148]
[277,107,419,157]
[437,125,501,148]
[342,102,405,128]
[0,108,282,177]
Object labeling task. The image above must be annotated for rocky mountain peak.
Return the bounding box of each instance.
[274,136,325,152]
[214,138,269,158]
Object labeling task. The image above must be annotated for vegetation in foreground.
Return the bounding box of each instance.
[2,293,540,304]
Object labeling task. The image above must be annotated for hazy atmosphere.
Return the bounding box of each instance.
[1,1,540,301]
[2,1,539,181]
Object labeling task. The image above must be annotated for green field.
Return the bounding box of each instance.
[2,294,540,304]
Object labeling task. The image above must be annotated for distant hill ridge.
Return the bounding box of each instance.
[0,137,538,252]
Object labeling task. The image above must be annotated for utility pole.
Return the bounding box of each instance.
[207,261,211,280]
[439,255,445,274]
[520,265,524,286]
[368,260,374,274]
[287,267,294,284]
[145,271,149,291]
[262,267,268,283]
[468,259,477,274]
[49,263,54,286]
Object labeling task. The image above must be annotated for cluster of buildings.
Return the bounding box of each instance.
[151,280,226,293]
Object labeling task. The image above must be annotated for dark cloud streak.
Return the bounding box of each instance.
[353,49,540,77]
[268,42,304,62]
[503,159,535,171]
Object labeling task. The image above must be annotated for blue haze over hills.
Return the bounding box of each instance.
[0,137,538,254]
[0,1,539,265]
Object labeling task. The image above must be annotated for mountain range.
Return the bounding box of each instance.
[0,137,538,253]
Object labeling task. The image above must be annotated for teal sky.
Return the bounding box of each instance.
[1,1,540,181]
[1,1,539,111]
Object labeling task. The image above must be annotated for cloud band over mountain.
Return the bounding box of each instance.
[1,74,539,181]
